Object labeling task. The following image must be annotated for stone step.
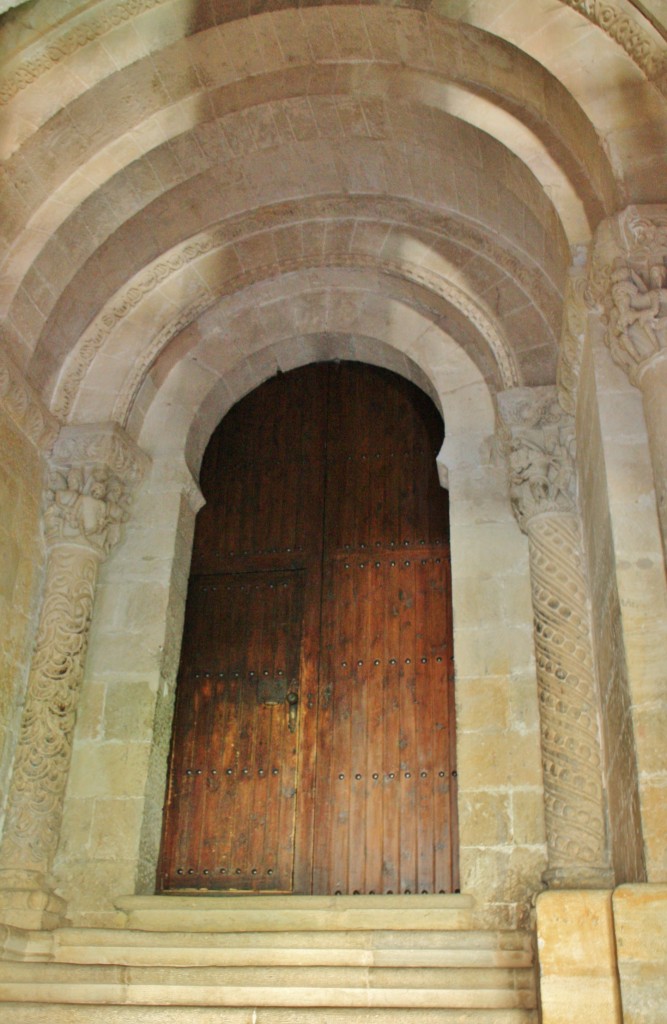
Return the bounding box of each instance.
[47,926,533,969]
[0,959,536,989]
[0,959,537,1009]
[114,893,475,932]
[0,1006,539,1023]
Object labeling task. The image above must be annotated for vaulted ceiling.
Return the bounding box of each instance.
[2,0,667,464]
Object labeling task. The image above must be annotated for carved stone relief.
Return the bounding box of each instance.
[498,386,612,889]
[0,424,149,929]
[589,205,667,562]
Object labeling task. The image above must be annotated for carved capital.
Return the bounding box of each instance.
[497,387,576,532]
[590,205,667,385]
[0,348,60,451]
[45,423,150,556]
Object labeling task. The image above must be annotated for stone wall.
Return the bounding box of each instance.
[0,408,46,831]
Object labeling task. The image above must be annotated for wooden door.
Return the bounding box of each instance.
[158,362,458,894]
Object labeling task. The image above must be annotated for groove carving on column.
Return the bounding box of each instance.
[498,386,613,889]
[0,423,149,929]
[528,512,608,875]
[0,545,97,869]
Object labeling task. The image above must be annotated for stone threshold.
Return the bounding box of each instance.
[114,893,475,933]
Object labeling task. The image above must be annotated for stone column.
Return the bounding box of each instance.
[590,204,667,564]
[0,424,148,929]
[498,387,613,889]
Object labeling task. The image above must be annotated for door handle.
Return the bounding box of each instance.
[286,691,298,733]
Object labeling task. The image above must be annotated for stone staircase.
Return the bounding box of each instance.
[0,895,538,1023]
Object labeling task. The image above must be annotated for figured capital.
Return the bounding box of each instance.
[45,423,150,556]
[497,387,576,532]
[589,205,667,385]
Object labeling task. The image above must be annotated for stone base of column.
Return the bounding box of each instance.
[543,865,615,890]
[0,870,68,930]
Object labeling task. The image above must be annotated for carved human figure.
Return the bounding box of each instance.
[609,259,667,373]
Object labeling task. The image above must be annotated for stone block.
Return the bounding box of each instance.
[614,884,667,1024]
[67,741,151,800]
[103,680,158,743]
[536,889,621,1024]
[511,790,546,846]
[459,791,511,845]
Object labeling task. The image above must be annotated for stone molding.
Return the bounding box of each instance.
[0,423,149,929]
[0,348,59,452]
[150,457,205,515]
[1,1,665,108]
[562,1,667,84]
[498,386,612,889]
[558,263,589,415]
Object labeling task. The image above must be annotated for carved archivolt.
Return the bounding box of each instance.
[0,349,59,451]
[53,201,537,420]
[1,1,665,107]
[498,386,611,887]
[562,1,667,84]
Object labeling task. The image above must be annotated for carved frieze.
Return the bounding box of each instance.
[497,387,576,532]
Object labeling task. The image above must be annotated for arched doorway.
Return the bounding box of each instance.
[158,362,458,895]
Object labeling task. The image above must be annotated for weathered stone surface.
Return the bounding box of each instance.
[536,889,621,1024]
[614,884,667,1024]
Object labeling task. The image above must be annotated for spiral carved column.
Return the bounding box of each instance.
[0,424,148,929]
[498,387,612,889]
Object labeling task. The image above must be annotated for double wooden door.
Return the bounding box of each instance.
[158,362,458,895]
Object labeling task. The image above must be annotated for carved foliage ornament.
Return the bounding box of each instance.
[497,388,577,532]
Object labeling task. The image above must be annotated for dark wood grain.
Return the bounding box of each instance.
[158,362,457,895]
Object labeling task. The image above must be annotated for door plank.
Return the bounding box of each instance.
[159,362,456,896]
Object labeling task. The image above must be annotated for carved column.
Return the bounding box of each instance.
[498,387,613,889]
[0,424,148,929]
[590,205,667,564]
